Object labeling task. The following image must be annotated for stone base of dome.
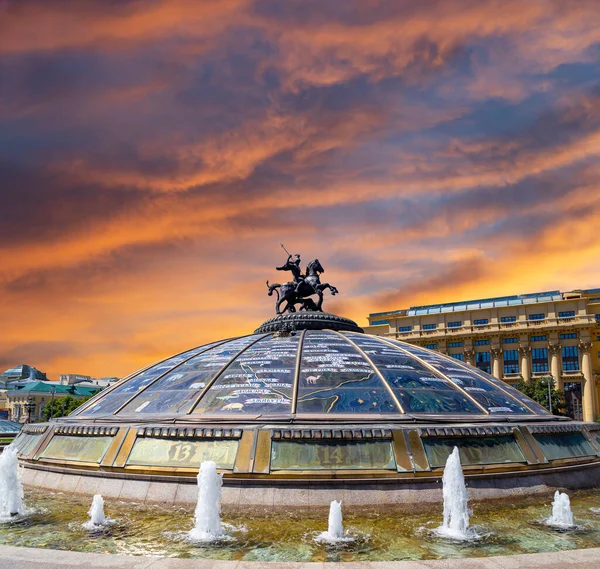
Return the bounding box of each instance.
[254,312,363,334]
[20,460,600,509]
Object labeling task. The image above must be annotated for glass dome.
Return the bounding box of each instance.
[75,330,551,421]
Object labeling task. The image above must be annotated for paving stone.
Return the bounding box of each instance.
[74,475,102,496]
[119,480,150,502]
[174,483,197,504]
[97,477,124,499]
[145,482,177,504]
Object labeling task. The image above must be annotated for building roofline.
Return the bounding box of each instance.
[368,288,598,318]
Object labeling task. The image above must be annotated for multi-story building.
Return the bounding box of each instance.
[6,381,102,423]
[365,288,600,422]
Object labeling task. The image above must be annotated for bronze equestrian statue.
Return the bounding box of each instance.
[267,253,339,314]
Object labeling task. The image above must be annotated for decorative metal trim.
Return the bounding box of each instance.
[255,312,363,334]
[135,426,243,439]
[528,424,585,434]
[271,427,392,440]
[54,425,119,436]
[420,425,514,437]
[22,424,48,434]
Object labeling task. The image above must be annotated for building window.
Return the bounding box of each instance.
[447,321,462,328]
[474,339,490,346]
[596,335,600,341]
[528,313,545,321]
[530,335,547,342]
[503,350,519,375]
[372,319,389,326]
[473,319,489,326]
[448,341,463,348]
[595,315,600,322]
[503,337,518,344]
[562,346,580,371]
[532,348,549,373]
[424,344,438,349]
[423,324,437,330]
[450,353,464,361]
[558,311,575,318]
[501,316,516,323]
[560,333,578,340]
[476,351,491,373]
[398,326,412,332]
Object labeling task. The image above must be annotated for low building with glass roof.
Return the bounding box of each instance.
[12,309,600,507]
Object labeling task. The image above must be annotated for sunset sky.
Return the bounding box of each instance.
[1,0,600,380]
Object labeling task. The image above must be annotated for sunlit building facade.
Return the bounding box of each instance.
[365,289,600,422]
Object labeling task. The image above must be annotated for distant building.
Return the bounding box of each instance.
[365,288,600,422]
[59,374,119,388]
[0,365,47,387]
[6,381,102,423]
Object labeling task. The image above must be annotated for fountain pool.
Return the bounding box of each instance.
[3,487,600,562]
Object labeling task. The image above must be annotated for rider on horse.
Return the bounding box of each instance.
[276,254,306,294]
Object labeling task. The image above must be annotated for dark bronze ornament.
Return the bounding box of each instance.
[266,251,339,314]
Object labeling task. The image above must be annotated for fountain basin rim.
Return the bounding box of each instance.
[19,456,600,485]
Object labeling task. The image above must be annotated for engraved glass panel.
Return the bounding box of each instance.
[296,331,399,414]
[533,433,595,460]
[271,440,396,470]
[387,340,539,415]
[80,345,212,416]
[423,435,526,467]
[126,438,238,469]
[41,435,113,463]
[117,336,260,415]
[193,334,299,415]
[344,334,481,414]
[13,433,43,456]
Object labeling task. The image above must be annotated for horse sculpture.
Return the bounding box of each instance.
[267,258,339,314]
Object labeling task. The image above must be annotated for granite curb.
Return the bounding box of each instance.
[1,545,600,569]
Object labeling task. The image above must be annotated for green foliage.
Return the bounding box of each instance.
[41,395,93,421]
[514,376,565,415]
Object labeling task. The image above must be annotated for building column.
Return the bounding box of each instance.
[580,342,597,422]
[549,344,562,391]
[519,345,531,383]
[491,348,502,379]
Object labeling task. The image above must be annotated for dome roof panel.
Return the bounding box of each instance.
[114,335,265,416]
[384,338,549,416]
[78,344,217,416]
[295,330,399,414]
[193,333,300,415]
[342,333,484,415]
[76,329,552,421]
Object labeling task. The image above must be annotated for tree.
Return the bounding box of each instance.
[514,376,565,415]
[41,395,93,421]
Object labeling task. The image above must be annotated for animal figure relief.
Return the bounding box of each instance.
[221,402,244,411]
[267,253,339,314]
[305,375,321,384]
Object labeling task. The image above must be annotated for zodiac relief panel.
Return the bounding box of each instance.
[126,438,239,469]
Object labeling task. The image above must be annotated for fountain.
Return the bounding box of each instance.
[434,447,478,540]
[546,491,574,529]
[315,500,353,543]
[188,461,225,542]
[0,446,24,519]
[83,495,107,529]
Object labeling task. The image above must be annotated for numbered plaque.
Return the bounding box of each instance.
[126,438,239,469]
[41,435,113,463]
[271,440,396,470]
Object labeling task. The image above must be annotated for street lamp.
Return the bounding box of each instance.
[24,397,36,424]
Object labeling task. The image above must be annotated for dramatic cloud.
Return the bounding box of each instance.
[1,0,599,378]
